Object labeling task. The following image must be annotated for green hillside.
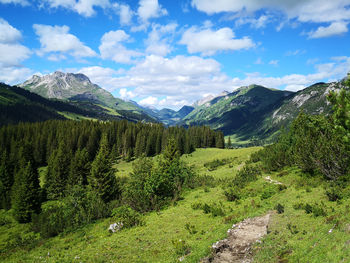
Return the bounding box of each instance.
[0,83,150,126]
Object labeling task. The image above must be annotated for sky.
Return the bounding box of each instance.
[0,0,350,110]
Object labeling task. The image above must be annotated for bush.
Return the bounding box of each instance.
[172,239,191,256]
[32,186,109,237]
[261,185,278,200]
[275,203,284,214]
[224,187,241,201]
[325,184,343,202]
[111,206,144,229]
[233,164,261,188]
[191,202,225,217]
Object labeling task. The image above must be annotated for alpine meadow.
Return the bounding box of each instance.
[1,1,350,262]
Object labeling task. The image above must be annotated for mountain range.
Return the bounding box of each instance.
[1,71,347,143]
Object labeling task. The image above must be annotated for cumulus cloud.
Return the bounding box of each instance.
[76,55,232,109]
[119,4,133,25]
[137,0,167,22]
[180,26,255,56]
[308,21,348,39]
[145,23,177,56]
[0,0,28,5]
[41,0,110,17]
[139,96,158,107]
[0,66,33,84]
[33,24,97,59]
[0,18,21,44]
[235,15,271,29]
[191,0,350,24]
[99,30,142,64]
[77,55,350,109]
[0,18,31,67]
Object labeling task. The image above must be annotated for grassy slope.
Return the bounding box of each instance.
[1,148,350,262]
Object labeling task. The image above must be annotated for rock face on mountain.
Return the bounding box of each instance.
[19,71,141,112]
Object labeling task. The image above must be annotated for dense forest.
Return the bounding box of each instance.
[0,119,224,235]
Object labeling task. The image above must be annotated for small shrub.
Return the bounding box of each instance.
[304,204,313,214]
[191,202,226,217]
[261,185,278,200]
[325,185,342,201]
[224,187,241,202]
[293,202,305,210]
[311,203,327,217]
[233,164,261,188]
[172,239,191,256]
[275,203,284,214]
[111,206,144,228]
[287,223,299,234]
[185,223,197,235]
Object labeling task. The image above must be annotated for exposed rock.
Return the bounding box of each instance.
[201,212,272,263]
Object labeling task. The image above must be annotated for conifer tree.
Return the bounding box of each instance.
[45,141,72,199]
[11,161,41,223]
[0,151,12,209]
[68,148,90,186]
[227,137,232,148]
[89,134,118,203]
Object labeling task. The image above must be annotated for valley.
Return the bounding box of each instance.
[1,147,350,262]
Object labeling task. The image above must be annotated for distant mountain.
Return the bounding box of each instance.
[181,85,292,137]
[180,80,348,143]
[18,71,155,123]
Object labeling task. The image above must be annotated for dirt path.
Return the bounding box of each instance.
[201,212,273,263]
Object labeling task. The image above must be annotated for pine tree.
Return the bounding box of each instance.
[89,134,118,203]
[227,137,232,148]
[11,161,41,223]
[68,148,90,186]
[45,141,72,200]
[0,151,12,209]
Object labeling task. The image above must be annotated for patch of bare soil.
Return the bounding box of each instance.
[201,212,273,263]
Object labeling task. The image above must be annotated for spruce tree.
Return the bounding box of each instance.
[89,134,118,203]
[11,161,41,223]
[45,141,72,200]
[68,148,90,186]
[0,151,12,209]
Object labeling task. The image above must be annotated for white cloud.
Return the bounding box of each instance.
[0,19,31,67]
[180,26,255,56]
[33,24,97,59]
[145,23,177,56]
[191,0,350,24]
[269,60,279,66]
[235,15,271,29]
[308,21,348,39]
[0,66,33,84]
[119,88,135,100]
[0,43,32,67]
[76,55,350,109]
[0,0,28,5]
[0,18,21,44]
[119,4,133,25]
[139,96,158,107]
[137,0,167,22]
[41,0,110,17]
[99,30,142,64]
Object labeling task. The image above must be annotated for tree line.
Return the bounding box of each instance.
[0,119,224,226]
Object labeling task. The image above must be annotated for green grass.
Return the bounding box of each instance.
[57,111,97,121]
[2,148,350,262]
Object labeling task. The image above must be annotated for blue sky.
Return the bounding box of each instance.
[0,0,349,109]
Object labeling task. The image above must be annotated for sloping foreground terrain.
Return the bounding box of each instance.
[1,148,350,262]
